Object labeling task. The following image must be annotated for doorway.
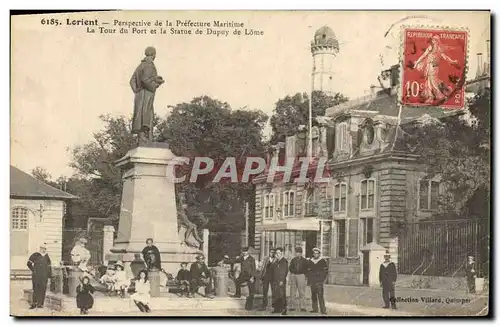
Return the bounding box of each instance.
[305,231,318,258]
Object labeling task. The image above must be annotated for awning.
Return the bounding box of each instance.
[256,218,320,232]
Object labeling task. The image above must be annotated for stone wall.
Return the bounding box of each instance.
[328,262,362,286]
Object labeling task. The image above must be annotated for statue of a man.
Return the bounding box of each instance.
[130,46,165,145]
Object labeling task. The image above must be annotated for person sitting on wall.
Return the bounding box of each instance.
[141,238,162,271]
[99,266,117,295]
[71,238,91,273]
[190,254,214,299]
[176,262,192,297]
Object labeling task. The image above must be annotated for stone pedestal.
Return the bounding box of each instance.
[51,267,64,294]
[68,269,84,297]
[360,242,387,287]
[149,270,161,297]
[213,266,229,297]
[107,145,201,276]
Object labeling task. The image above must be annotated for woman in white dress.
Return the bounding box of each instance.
[131,269,151,312]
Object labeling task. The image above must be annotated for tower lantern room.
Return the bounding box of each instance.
[311,26,340,96]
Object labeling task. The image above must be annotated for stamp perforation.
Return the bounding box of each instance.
[398,24,471,110]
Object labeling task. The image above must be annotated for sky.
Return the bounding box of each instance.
[11,10,490,178]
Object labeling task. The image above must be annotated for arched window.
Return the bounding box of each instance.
[12,207,28,231]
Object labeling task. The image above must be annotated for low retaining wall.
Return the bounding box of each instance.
[328,264,362,286]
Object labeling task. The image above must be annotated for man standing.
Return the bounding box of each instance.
[190,254,214,299]
[465,255,477,294]
[27,243,52,309]
[379,252,397,309]
[272,247,288,315]
[141,238,162,271]
[289,247,308,312]
[307,247,328,315]
[259,248,276,311]
[232,247,256,310]
[130,46,165,144]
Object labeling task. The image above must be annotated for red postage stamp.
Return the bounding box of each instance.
[401,27,468,109]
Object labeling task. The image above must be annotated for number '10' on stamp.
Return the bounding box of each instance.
[401,27,468,109]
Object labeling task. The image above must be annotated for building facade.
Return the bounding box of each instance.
[253,29,490,285]
[10,166,77,275]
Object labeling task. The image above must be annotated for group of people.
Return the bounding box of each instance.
[222,246,328,315]
[26,236,480,315]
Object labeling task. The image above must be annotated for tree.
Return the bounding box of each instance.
[161,96,268,233]
[68,114,137,222]
[31,167,52,183]
[398,89,491,219]
[270,90,348,143]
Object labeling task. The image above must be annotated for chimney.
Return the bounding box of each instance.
[390,64,399,88]
[476,53,483,77]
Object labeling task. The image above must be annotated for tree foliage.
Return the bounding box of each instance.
[270,90,348,143]
[31,167,52,183]
[399,89,491,219]
[68,115,137,222]
[161,96,268,231]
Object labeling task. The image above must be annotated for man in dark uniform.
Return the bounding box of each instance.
[141,238,162,271]
[232,247,256,310]
[190,254,214,299]
[27,243,52,309]
[306,247,328,315]
[259,248,276,311]
[272,247,289,315]
[379,252,397,309]
[465,255,477,294]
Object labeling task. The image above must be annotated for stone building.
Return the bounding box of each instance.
[10,166,77,276]
[252,29,490,285]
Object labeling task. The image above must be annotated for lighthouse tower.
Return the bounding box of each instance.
[311,26,340,96]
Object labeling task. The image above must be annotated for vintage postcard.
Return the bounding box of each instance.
[10,10,491,317]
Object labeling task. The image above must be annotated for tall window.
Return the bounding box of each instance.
[419,179,440,210]
[283,191,295,218]
[335,122,349,152]
[12,207,28,231]
[333,183,347,213]
[304,188,317,216]
[263,193,276,220]
[360,217,374,246]
[337,220,346,257]
[360,179,375,210]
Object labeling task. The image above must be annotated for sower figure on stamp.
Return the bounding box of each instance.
[231,247,256,310]
[307,247,328,315]
[289,246,308,312]
[271,247,288,315]
[27,243,52,309]
[466,255,477,294]
[379,251,397,309]
[130,46,165,145]
[411,35,459,104]
[259,248,276,311]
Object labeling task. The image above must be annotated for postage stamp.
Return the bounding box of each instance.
[400,27,469,109]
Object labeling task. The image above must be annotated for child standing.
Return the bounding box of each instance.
[176,262,192,297]
[131,269,151,313]
[114,261,130,298]
[76,276,95,315]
